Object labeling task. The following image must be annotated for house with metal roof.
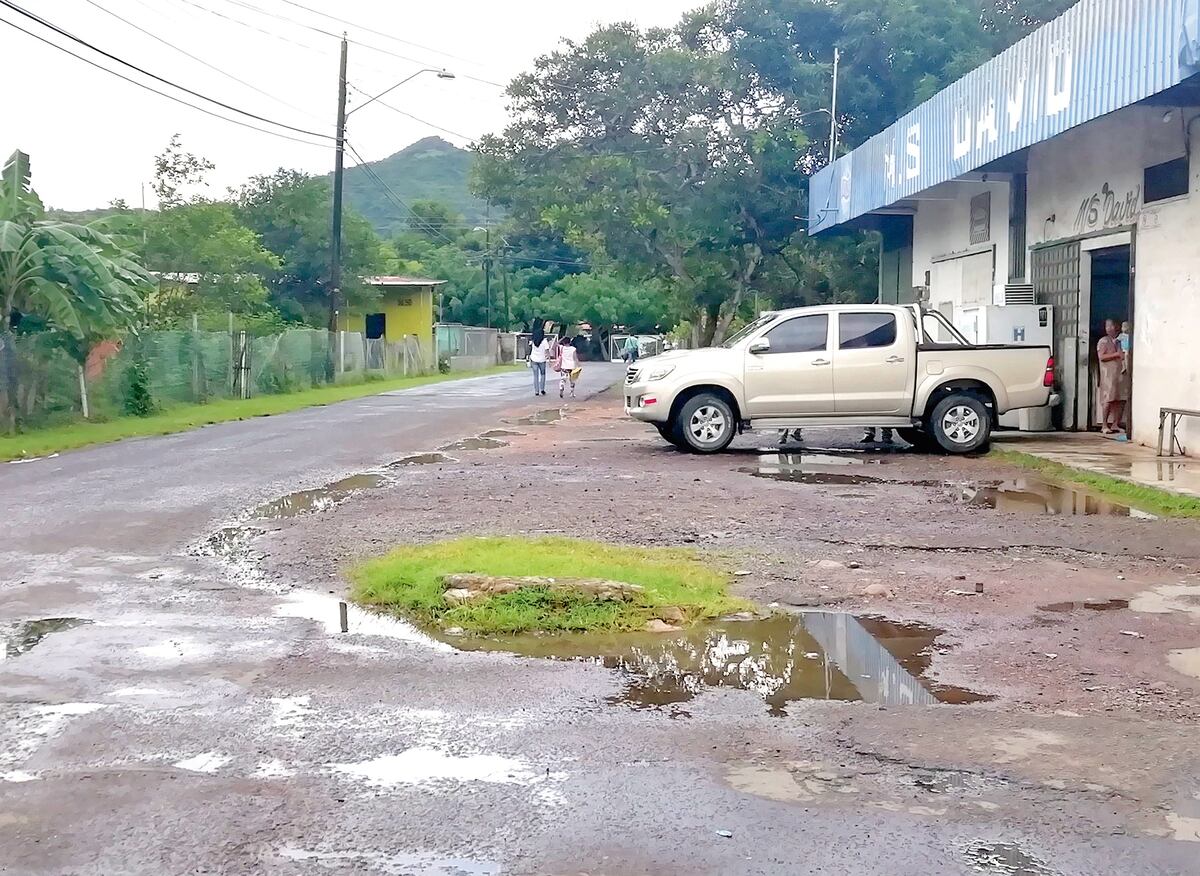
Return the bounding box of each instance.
[809,0,1200,448]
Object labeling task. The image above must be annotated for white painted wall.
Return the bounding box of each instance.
[1131,142,1200,450]
[1027,106,1188,247]
[912,179,1011,314]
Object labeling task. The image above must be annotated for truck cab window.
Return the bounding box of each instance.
[839,313,897,349]
[763,314,828,353]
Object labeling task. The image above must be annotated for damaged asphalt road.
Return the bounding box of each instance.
[3,366,1200,875]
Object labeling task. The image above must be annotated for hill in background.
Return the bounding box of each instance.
[341,136,489,237]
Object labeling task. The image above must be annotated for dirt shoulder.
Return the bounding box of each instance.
[257,388,1200,849]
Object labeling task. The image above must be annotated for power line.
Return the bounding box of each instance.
[344,141,462,247]
[0,0,335,141]
[84,0,323,123]
[272,0,475,66]
[215,0,504,89]
[0,13,332,149]
[346,83,474,141]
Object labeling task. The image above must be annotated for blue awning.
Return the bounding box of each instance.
[809,0,1200,234]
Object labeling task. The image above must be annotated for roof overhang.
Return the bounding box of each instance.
[809,0,1200,235]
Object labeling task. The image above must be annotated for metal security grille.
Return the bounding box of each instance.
[1032,241,1082,429]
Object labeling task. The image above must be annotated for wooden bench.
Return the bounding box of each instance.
[1157,407,1200,457]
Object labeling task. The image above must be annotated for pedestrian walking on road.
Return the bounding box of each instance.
[861,428,894,444]
[529,321,550,397]
[556,337,581,399]
[621,335,640,366]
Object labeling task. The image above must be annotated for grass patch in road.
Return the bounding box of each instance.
[350,536,749,635]
[0,366,520,462]
[989,448,1200,518]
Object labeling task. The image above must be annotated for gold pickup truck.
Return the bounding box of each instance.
[624,304,1056,454]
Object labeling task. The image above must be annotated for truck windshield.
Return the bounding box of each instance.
[720,314,776,348]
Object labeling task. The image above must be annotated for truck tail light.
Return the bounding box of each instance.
[1043,356,1055,387]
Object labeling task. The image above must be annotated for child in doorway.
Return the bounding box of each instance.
[1118,320,1131,374]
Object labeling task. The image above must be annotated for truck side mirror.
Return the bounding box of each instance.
[748,338,771,354]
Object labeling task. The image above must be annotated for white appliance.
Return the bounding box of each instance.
[954,304,1055,432]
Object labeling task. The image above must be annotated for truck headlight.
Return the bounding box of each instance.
[647,365,675,381]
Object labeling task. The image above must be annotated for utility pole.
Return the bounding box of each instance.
[828,46,840,164]
[501,247,510,331]
[329,34,348,333]
[483,204,492,328]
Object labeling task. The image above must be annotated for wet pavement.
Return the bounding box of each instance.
[2,367,1199,875]
[996,433,1200,498]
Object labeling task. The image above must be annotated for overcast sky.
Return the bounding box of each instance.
[0,0,701,209]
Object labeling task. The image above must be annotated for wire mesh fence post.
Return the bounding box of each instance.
[191,313,202,402]
[77,365,90,420]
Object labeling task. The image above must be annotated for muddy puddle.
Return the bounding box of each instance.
[480,429,524,439]
[1039,598,1129,613]
[252,474,389,519]
[438,437,508,452]
[388,452,456,467]
[447,611,986,716]
[744,453,894,486]
[954,478,1153,518]
[504,409,563,426]
[3,617,92,659]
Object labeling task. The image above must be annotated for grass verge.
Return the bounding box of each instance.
[0,366,520,462]
[350,536,750,635]
[989,448,1200,518]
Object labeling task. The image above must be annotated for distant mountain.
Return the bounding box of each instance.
[341,136,489,238]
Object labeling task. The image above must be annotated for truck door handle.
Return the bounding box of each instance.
[811,358,830,366]
[886,355,906,363]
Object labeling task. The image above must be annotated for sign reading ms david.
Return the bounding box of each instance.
[812,0,1200,233]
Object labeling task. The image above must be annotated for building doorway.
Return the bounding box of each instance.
[1085,245,1132,432]
[365,313,386,340]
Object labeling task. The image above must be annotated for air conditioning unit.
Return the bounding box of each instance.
[1004,283,1035,305]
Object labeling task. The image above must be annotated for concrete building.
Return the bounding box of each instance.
[809,0,1200,449]
[337,276,442,370]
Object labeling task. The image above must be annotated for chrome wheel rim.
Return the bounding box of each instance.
[942,405,981,445]
[689,405,727,445]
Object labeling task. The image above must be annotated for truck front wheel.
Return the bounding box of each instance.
[675,393,736,454]
[929,394,992,454]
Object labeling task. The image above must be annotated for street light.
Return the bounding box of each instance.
[347,68,456,117]
[328,40,455,333]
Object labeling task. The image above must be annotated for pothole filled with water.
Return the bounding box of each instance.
[744,453,894,486]
[960,841,1059,876]
[954,478,1153,518]
[480,429,524,439]
[3,617,92,659]
[388,452,456,467]
[252,474,390,519]
[505,410,563,426]
[438,437,508,452]
[1039,599,1129,613]
[445,611,987,716]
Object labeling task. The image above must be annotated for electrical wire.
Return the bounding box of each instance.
[272,0,475,66]
[83,0,324,123]
[344,141,462,247]
[0,0,334,141]
[0,13,332,149]
[214,0,504,89]
[346,83,474,141]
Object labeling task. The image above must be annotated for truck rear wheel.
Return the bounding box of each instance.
[675,392,736,454]
[929,394,992,454]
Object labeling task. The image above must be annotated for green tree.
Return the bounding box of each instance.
[539,272,669,357]
[235,169,390,326]
[0,150,153,429]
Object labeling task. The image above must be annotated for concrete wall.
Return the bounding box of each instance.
[1027,106,1188,248]
[1130,138,1200,449]
[912,178,1011,311]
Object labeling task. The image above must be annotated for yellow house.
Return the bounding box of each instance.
[337,276,443,369]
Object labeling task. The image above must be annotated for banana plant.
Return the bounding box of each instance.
[1,149,154,429]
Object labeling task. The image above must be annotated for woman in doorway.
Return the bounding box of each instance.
[1096,318,1127,435]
